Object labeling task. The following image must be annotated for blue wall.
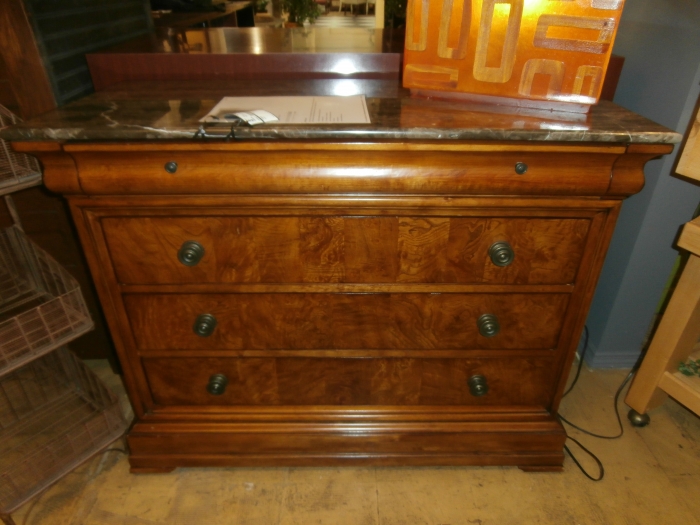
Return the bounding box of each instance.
[585,0,700,367]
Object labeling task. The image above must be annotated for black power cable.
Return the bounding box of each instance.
[564,438,605,482]
[562,326,589,398]
[557,326,646,480]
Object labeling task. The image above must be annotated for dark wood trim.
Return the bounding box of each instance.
[0,0,56,118]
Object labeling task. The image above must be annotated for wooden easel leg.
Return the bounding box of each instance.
[625,254,700,421]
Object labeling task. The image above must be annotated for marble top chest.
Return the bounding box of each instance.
[3,80,679,472]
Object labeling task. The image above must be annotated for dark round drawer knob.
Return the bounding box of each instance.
[514,162,528,175]
[164,161,178,174]
[178,240,205,266]
[489,241,515,267]
[193,313,217,337]
[468,375,489,397]
[477,313,500,338]
[206,373,228,395]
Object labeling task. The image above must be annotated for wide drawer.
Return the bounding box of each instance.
[141,356,556,406]
[124,292,569,350]
[104,216,590,285]
[72,149,617,195]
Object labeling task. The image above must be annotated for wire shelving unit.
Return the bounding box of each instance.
[0,104,128,525]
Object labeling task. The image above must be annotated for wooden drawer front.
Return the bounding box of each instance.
[125,293,569,350]
[73,149,616,195]
[104,216,590,285]
[142,356,555,406]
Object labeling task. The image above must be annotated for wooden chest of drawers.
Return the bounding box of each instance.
[19,138,669,472]
[22,137,669,472]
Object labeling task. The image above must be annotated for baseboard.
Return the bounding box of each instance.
[584,340,640,369]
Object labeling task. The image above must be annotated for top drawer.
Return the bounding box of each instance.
[70,148,618,196]
[102,215,590,285]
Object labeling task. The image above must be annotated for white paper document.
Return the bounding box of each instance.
[200,96,370,125]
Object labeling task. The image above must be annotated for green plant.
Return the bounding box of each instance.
[679,357,700,377]
[254,0,269,12]
[282,0,321,24]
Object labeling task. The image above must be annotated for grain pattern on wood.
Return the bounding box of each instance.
[141,356,556,407]
[103,216,590,285]
[127,417,566,468]
[87,53,402,92]
[124,292,569,350]
[27,150,81,194]
[548,206,621,413]
[0,0,56,118]
[607,145,673,196]
[72,150,617,196]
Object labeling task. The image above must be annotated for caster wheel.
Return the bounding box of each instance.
[628,409,650,427]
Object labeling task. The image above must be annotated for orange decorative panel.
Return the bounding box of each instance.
[403,0,625,112]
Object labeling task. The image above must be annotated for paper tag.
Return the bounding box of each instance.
[221,110,279,126]
[200,96,370,125]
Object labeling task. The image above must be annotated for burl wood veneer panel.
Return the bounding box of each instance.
[142,355,556,406]
[104,216,591,285]
[124,292,569,351]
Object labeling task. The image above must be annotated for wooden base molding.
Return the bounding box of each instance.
[127,415,566,471]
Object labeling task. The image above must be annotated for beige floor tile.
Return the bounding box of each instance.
[375,453,692,525]
[89,458,140,516]
[9,471,88,525]
[279,467,378,525]
[559,367,629,438]
[376,466,513,525]
[635,399,700,476]
[9,446,124,525]
[533,440,696,525]
[79,507,163,525]
[91,460,179,523]
[217,467,289,525]
[667,474,700,517]
[165,468,232,525]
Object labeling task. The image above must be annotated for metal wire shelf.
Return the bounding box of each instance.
[0,106,41,197]
[0,227,93,377]
[0,347,128,516]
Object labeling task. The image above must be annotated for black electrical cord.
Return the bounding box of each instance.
[560,328,649,440]
[557,325,647,480]
[562,326,589,398]
[559,367,635,440]
[564,437,605,482]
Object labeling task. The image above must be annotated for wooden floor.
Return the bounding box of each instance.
[7,362,700,525]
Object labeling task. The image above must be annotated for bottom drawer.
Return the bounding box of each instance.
[142,356,556,407]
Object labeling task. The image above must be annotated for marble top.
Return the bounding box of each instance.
[0,79,681,144]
